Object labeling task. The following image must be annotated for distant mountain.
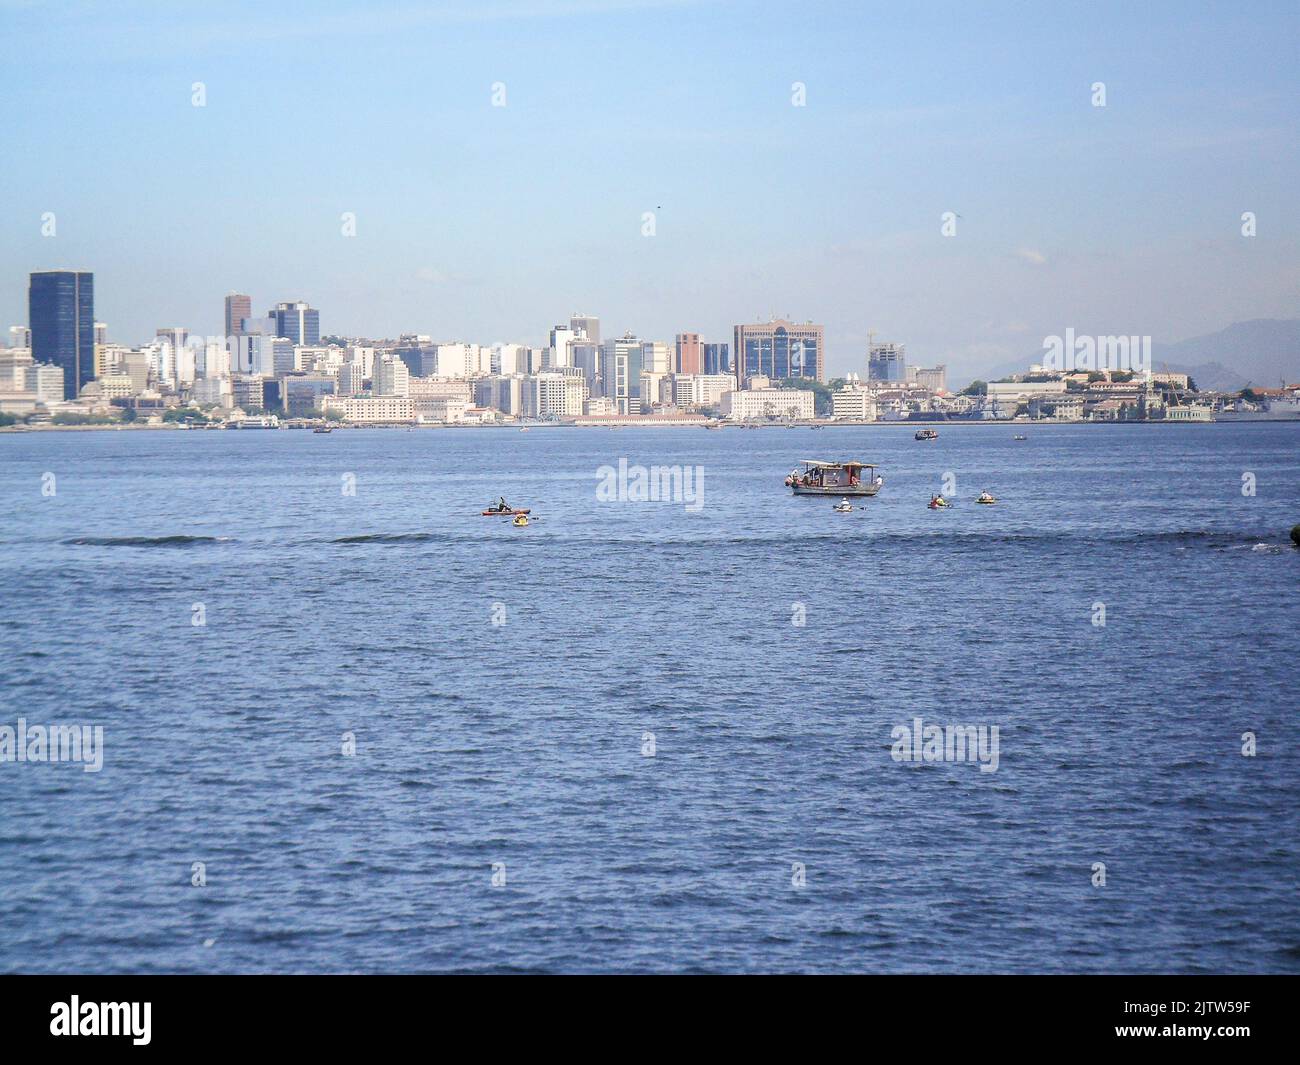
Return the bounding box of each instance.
[1156,320,1300,391]
[978,319,1300,392]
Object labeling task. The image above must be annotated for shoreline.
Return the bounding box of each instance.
[3,418,1298,434]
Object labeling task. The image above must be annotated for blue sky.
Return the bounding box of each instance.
[2,0,1297,381]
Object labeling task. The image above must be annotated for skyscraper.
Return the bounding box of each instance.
[868,342,907,383]
[733,319,824,385]
[271,301,320,345]
[600,334,644,415]
[548,326,576,369]
[702,342,731,376]
[570,314,600,345]
[29,270,94,400]
[225,293,251,339]
[675,333,702,374]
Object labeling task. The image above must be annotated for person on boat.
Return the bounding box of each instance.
[492,496,510,513]
[977,491,996,504]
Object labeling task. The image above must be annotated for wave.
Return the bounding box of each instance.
[320,528,1292,550]
[331,532,446,544]
[64,535,233,547]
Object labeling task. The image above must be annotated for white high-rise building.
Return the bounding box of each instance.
[548,326,576,369]
[639,371,666,412]
[25,363,65,403]
[671,374,735,409]
[600,334,643,415]
[193,376,232,407]
[570,314,600,344]
[434,343,488,378]
[641,340,671,375]
[0,347,33,389]
[492,343,527,376]
[176,342,197,387]
[199,340,230,379]
[349,346,376,377]
[144,339,174,389]
[374,355,411,397]
[523,372,584,418]
[831,384,878,421]
[339,361,367,396]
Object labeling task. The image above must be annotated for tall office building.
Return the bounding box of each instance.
[702,342,731,376]
[270,301,320,346]
[548,326,576,369]
[675,333,702,375]
[29,270,94,400]
[732,319,823,385]
[570,314,600,345]
[640,340,672,375]
[868,342,907,383]
[225,293,252,339]
[373,355,411,397]
[600,334,644,415]
[572,341,601,398]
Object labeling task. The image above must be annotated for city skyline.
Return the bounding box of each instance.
[3,1,1297,382]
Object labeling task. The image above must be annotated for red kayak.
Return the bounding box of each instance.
[482,508,531,516]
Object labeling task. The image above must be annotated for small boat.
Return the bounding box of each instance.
[312,425,333,434]
[483,507,531,517]
[786,460,882,497]
[1013,434,1028,441]
[832,499,855,513]
[512,514,530,527]
[976,492,997,505]
[914,428,938,441]
[519,426,530,433]
[928,496,952,510]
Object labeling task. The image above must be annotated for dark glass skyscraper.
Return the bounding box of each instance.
[732,319,823,385]
[702,342,731,376]
[271,301,320,345]
[29,270,94,399]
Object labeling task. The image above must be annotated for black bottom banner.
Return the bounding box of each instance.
[0,974,1286,1052]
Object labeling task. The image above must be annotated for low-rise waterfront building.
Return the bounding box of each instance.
[321,395,415,423]
[721,386,815,421]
